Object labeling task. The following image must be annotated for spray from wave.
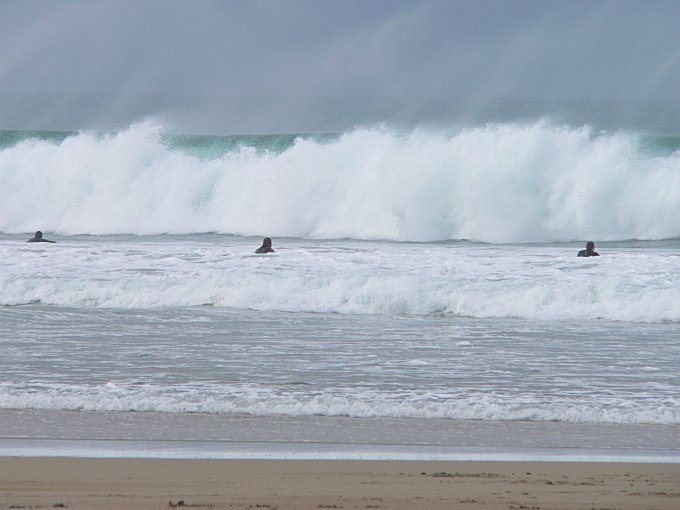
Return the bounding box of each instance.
[1,120,680,242]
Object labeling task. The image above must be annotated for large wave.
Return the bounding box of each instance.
[2,121,680,242]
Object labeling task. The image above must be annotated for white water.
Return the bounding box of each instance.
[2,236,680,322]
[1,303,679,426]
[2,122,679,443]
[1,381,677,425]
[2,121,680,242]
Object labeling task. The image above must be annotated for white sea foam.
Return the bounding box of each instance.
[2,237,680,322]
[0,382,677,425]
[2,121,680,242]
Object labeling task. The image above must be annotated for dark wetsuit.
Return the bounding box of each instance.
[577,249,599,257]
[28,237,55,243]
[255,245,274,253]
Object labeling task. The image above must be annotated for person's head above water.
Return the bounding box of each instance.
[577,240,598,257]
[255,237,274,253]
[28,230,56,243]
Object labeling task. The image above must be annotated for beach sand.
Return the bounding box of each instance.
[1,458,679,509]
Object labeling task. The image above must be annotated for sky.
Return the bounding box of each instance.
[1,0,680,132]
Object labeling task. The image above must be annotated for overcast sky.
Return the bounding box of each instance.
[1,0,680,132]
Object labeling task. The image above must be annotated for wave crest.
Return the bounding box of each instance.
[2,121,680,242]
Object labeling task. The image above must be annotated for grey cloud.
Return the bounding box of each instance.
[1,0,679,132]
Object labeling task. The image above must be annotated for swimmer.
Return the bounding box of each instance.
[577,241,599,257]
[255,237,274,253]
[27,231,56,243]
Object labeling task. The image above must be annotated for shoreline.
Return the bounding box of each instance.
[3,438,680,464]
[2,457,679,510]
[3,409,679,463]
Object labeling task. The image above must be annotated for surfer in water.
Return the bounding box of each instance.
[27,231,56,243]
[577,241,599,257]
[255,237,274,253]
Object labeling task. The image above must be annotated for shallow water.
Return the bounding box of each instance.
[1,296,678,425]
[2,235,679,458]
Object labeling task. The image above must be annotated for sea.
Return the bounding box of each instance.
[1,99,679,461]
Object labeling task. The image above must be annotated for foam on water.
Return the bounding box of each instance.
[2,121,679,433]
[3,236,680,322]
[0,381,677,425]
[2,121,680,242]
[1,295,678,426]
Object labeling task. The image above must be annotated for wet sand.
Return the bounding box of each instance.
[1,458,679,509]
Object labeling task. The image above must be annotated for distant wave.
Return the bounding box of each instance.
[2,120,680,242]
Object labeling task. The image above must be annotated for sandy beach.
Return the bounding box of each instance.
[1,458,679,510]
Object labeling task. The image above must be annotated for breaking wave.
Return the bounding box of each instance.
[2,120,680,242]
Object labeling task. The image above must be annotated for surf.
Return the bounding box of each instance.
[1,120,680,243]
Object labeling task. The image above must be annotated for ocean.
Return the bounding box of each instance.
[1,110,679,461]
